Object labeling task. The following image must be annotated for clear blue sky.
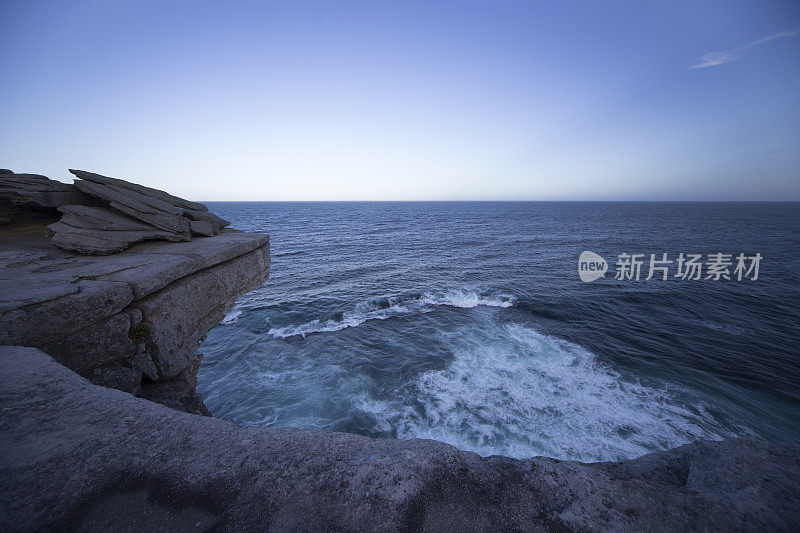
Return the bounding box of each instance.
[1,0,798,200]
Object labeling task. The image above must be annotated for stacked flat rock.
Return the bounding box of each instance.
[0,170,98,223]
[45,205,189,255]
[44,169,230,255]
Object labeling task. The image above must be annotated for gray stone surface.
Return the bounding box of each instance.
[130,351,159,382]
[46,205,187,254]
[73,178,193,237]
[186,208,230,230]
[70,168,209,213]
[0,172,98,210]
[89,365,143,395]
[0,203,21,224]
[189,219,218,237]
[70,169,229,237]
[0,217,269,410]
[132,243,269,379]
[1,345,798,532]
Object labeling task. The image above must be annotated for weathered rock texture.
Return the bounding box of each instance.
[0,172,96,210]
[1,346,798,531]
[46,205,187,254]
[70,168,229,237]
[0,171,100,224]
[2,168,232,253]
[0,214,269,413]
[35,169,230,254]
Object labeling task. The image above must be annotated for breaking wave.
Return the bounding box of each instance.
[221,309,242,325]
[358,323,745,462]
[268,289,515,339]
[419,290,514,309]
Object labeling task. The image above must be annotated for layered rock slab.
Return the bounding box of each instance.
[2,168,232,253]
[72,178,193,237]
[0,171,100,224]
[0,172,97,209]
[1,346,798,531]
[70,169,230,236]
[0,221,269,412]
[46,205,187,254]
[37,169,232,254]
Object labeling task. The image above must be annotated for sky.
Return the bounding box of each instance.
[1,0,798,201]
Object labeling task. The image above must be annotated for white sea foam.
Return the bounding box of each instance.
[268,302,418,338]
[358,323,744,462]
[420,289,515,308]
[268,290,515,339]
[221,309,242,325]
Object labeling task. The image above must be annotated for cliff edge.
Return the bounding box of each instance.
[0,169,269,413]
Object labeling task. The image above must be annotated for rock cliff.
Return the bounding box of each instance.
[0,169,268,413]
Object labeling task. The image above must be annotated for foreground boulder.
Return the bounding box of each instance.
[1,346,798,531]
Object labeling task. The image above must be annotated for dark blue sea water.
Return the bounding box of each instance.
[197,202,800,462]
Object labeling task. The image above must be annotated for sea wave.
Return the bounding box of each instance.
[268,289,515,339]
[358,323,746,462]
[419,289,515,308]
[221,309,242,325]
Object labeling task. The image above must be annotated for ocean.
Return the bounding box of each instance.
[196,202,800,462]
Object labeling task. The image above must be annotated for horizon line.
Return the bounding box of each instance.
[198,199,800,203]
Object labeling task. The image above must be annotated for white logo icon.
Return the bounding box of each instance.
[578,251,608,282]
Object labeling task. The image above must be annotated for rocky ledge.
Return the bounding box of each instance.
[0,169,268,413]
[1,346,798,531]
